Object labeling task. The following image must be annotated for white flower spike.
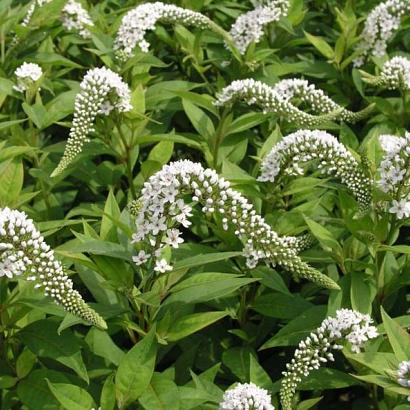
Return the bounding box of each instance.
[280,309,378,410]
[219,382,274,410]
[51,67,132,177]
[133,159,340,290]
[13,62,42,93]
[0,208,106,329]
[259,129,373,213]
[215,79,373,127]
[61,0,94,39]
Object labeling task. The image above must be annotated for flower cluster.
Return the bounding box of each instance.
[13,62,42,93]
[280,309,378,410]
[378,132,410,219]
[215,79,372,127]
[0,208,106,329]
[21,0,51,27]
[229,0,289,54]
[258,130,373,213]
[398,361,410,388]
[51,67,132,177]
[219,382,274,410]
[61,0,94,39]
[354,0,410,67]
[364,56,410,90]
[132,159,339,289]
[113,2,215,59]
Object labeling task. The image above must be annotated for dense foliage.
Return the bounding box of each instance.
[0,0,410,409]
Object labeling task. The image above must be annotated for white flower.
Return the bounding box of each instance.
[230,0,289,54]
[372,56,410,90]
[280,309,378,410]
[0,207,106,329]
[114,2,214,60]
[51,67,132,177]
[219,382,274,410]
[259,129,372,212]
[154,259,172,273]
[354,0,410,66]
[132,250,151,266]
[379,134,406,153]
[132,159,340,290]
[13,62,42,93]
[215,78,372,127]
[61,0,94,39]
[21,0,52,27]
[389,199,410,219]
[164,229,184,248]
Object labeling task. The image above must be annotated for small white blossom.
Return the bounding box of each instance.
[21,0,52,27]
[13,62,42,93]
[398,361,410,387]
[132,250,151,266]
[51,67,132,177]
[61,0,94,39]
[219,382,274,410]
[114,2,214,60]
[354,0,410,66]
[154,259,172,273]
[215,78,372,127]
[389,199,410,219]
[0,208,106,329]
[280,309,378,409]
[164,229,184,248]
[230,0,289,54]
[259,129,372,212]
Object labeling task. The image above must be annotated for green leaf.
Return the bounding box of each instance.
[304,31,335,59]
[18,319,89,383]
[0,119,27,130]
[115,326,157,408]
[100,190,121,241]
[101,374,116,410]
[165,311,228,342]
[173,251,242,271]
[298,368,361,390]
[350,272,373,314]
[222,347,253,382]
[0,159,23,207]
[148,141,174,165]
[47,381,96,410]
[249,354,272,389]
[85,328,124,366]
[381,308,410,362]
[139,372,181,410]
[354,374,410,396]
[182,99,215,140]
[165,272,258,305]
[296,397,323,410]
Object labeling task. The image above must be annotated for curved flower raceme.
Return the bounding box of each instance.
[21,0,52,27]
[13,62,42,93]
[113,2,227,60]
[280,309,378,410]
[397,360,410,401]
[378,132,410,219]
[258,130,373,213]
[354,0,410,67]
[61,0,94,39]
[51,67,132,177]
[215,79,373,127]
[0,208,106,329]
[362,56,410,91]
[132,159,340,290]
[219,382,274,410]
[229,0,289,54]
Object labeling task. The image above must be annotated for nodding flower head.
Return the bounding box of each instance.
[280,309,378,410]
[219,382,274,410]
[362,56,410,91]
[378,132,410,219]
[113,2,214,60]
[61,0,94,39]
[51,67,132,177]
[132,159,340,290]
[258,129,373,213]
[354,0,410,67]
[215,79,373,127]
[13,62,42,93]
[229,0,289,54]
[0,208,106,329]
